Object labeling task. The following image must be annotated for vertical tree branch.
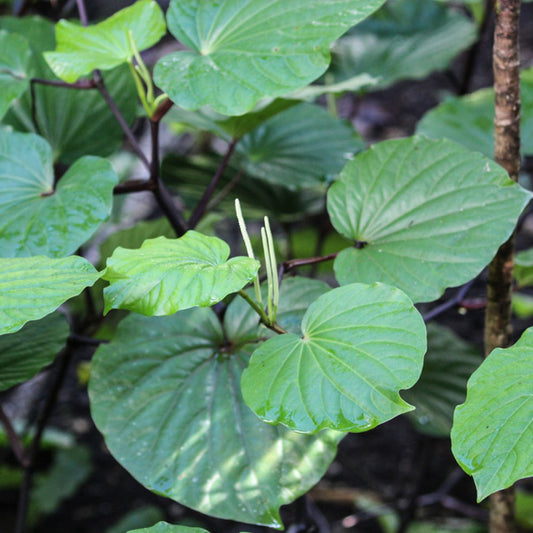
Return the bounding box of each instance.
[485,1,521,531]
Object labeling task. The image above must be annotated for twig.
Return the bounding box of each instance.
[0,405,27,468]
[280,252,338,279]
[114,178,155,194]
[423,279,476,323]
[75,0,88,26]
[31,78,96,90]
[208,170,245,211]
[188,138,239,229]
[151,97,173,123]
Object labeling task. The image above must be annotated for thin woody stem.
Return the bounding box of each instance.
[0,405,27,467]
[75,0,88,26]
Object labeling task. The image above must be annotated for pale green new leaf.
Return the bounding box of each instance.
[0,30,31,120]
[0,255,100,335]
[451,327,533,501]
[103,231,259,315]
[241,282,427,433]
[403,323,481,437]
[327,136,531,303]
[129,524,209,533]
[0,312,68,391]
[154,0,386,115]
[330,0,476,90]
[0,131,118,257]
[89,302,343,528]
[44,0,166,82]
[417,67,533,157]
[514,247,533,288]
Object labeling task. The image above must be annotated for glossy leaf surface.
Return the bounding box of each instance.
[242,282,426,433]
[44,0,166,82]
[236,103,363,189]
[90,289,343,527]
[0,255,100,335]
[0,312,68,391]
[0,131,118,257]
[1,17,137,164]
[129,524,209,533]
[0,30,30,120]
[103,231,259,315]
[451,328,533,501]
[403,323,481,437]
[327,136,531,302]
[330,0,476,90]
[154,0,386,115]
[417,68,533,157]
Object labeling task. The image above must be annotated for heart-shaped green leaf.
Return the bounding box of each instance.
[89,301,343,528]
[129,525,209,533]
[451,327,533,501]
[242,282,427,433]
[0,130,118,257]
[0,255,100,335]
[403,323,481,437]
[330,0,476,90]
[103,231,259,315]
[417,67,533,158]
[154,0,386,115]
[1,17,138,165]
[0,30,31,120]
[0,312,68,391]
[327,136,531,303]
[44,0,166,83]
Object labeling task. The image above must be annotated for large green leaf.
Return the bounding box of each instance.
[0,30,30,120]
[154,0,386,115]
[1,16,137,164]
[0,255,100,335]
[0,312,68,391]
[242,282,426,433]
[103,231,259,315]
[330,0,476,90]
[0,130,118,257]
[129,525,209,533]
[451,327,533,501]
[417,67,533,158]
[403,323,481,437]
[235,103,363,189]
[89,297,343,528]
[44,0,166,83]
[327,136,531,303]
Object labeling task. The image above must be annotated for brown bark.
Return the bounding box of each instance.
[485,1,521,532]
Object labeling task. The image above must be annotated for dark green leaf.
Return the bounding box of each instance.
[0,312,68,391]
[451,327,533,501]
[0,131,118,257]
[330,0,476,90]
[403,323,481,437]
[103,231,259,315]
[154,0,386,115]
[44,0,166,82]
[242,282,426,433]
[327,136,531,302]
[129,525,209,533]
[0,255,100,335]
[105,506,165,533]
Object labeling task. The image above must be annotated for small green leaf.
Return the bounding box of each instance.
[0,130,118,257]
[330,0,476,90]
[417,67,533,158]
[513,247,533,287]
[0,312,68,391]
[106,506,165,533]
[154,0,386,115]
[451,327,533,501]
[0,255,100,335]
[44,0,166,83]
[0,30,31,120]
[89,303,343,528]
[403,323,481,437]
[129,524,209,533]
[235,103,363,189]
[103,231,259,315]
[512,292,533,319]
[327,136,531,303]
[242,282,427,433]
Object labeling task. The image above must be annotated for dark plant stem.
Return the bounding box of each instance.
[13,0,30,16]
[31,78,97,90]
[93,70,151,172]
[188,138,238,229]
[485,0,521,531]
[14,345,75,533]
[67,333,108,346]
[114,178,156,194]
[149,120,188,236]
[423,279,476,322]
[151,97,174,123]
[208,170,245,211]
[280,252,338,279]
[75,0,88,25]
[0,405,27,467]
